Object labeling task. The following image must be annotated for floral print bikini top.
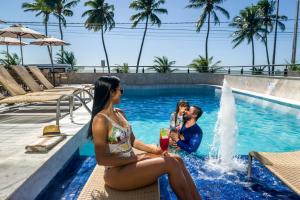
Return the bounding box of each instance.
[99,112,134,157]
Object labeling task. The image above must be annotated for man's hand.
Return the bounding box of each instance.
[179,134,185,141]
[175,125,181,132]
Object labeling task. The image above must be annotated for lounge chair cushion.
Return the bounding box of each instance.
[0,66,27,96]
[11,65,43,92]
[28,66,55,89]
[0,94,67,104]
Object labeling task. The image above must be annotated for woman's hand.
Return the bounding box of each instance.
[136,153,152,161]
[151,146,163,155]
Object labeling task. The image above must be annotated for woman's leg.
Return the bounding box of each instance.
[172,155,202,200]
[141,153,201,199]
[104,156,193,200]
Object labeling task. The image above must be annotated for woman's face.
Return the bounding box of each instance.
[179,105,188,114]
[110,86,123,105]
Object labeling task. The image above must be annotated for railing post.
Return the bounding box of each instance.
[228,67,231,74]
[284,65,288,76]
[241,67,244,75]
[142,67,144,73]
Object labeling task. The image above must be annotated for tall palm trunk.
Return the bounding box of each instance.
[205,12,211,61]
[101,28,110,74]
[58,15,64,61]
[136,16,149,73]
[45,19,48,36]
[251,36,255,68]
[264,25,271,74]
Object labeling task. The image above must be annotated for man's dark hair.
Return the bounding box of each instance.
[192,105,203,121]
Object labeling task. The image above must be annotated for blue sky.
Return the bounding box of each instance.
[0,0,299,67]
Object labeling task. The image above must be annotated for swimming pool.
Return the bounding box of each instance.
[38,85,300,200]
[81,85,300,156]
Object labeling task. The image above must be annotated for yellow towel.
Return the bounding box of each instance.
[25,135,66,153]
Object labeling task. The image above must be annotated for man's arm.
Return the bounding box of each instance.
[176,133,202,154]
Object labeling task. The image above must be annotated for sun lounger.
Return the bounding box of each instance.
[25,135,66,153]
[248,151,300,196]
[11,65,76,94]
[11,65,93,103]
[0,65,91,125]
[27,65,93,91]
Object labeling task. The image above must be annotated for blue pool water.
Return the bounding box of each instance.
[81,85,300,155]
[38,85,300,200]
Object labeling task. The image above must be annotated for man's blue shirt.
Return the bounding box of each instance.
[176,123,203,154]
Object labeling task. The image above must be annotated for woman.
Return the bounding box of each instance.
[89,76,201,200]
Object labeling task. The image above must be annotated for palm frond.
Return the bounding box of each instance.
[214,5,230,19]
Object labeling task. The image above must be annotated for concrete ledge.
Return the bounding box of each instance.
[9,124,89,200]
[225,75,300,102]
[62,73,225,86]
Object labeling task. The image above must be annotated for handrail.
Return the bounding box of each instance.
[74,64,300,76]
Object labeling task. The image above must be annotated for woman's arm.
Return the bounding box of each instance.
[130,132,162,154]
[93,115,150,167]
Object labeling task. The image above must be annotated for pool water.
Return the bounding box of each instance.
[38,85,300,200]
[81,85,300,156]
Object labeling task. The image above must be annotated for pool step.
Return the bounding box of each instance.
[78,149,160,200]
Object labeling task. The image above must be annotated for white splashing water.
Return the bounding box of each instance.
[206,80,245,173]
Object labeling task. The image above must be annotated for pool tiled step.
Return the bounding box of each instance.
[78,149,160,200]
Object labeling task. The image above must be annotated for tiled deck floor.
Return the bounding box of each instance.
[0,100,92,200]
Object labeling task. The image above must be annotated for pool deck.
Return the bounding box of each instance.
[0,101,92,200]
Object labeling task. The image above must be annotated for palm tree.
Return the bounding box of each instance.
[186,0,230,60]
[22,0,54,36]
[56,50,76,70]
[115,63,129,73]
[129,0,168,73]
[189,55,221,73]
[257,0,287,69]
[230,6,265,68]
[149,56,176,73]
[53,0,79,60]
[82,0,115,74]
[0,51,21,69]
[22,0,54,59]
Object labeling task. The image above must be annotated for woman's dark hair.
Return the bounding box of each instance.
[175,100,189,126]
[88,76,120,139]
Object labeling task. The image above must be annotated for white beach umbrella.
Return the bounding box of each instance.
[30,37,70,86]
[0,24,45,65]
[0,37,28,58]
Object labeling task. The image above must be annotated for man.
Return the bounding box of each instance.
[170,105,203,154]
